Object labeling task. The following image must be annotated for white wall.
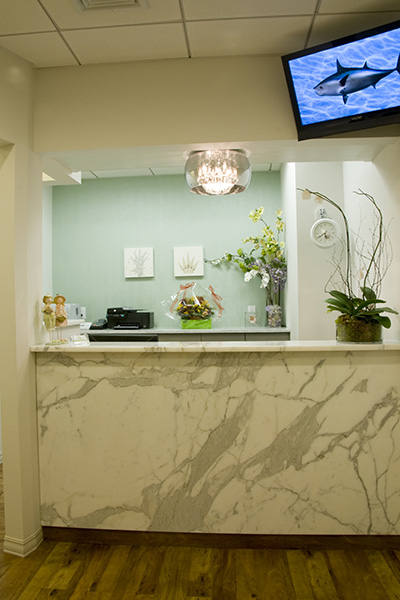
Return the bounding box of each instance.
[279,152,400,342]
[0,49,43,556]
[281,163,299,339]
[342,141,400,341]
[293,163,346,340]
[34,56,294,153]
[0,390,2,463]
[32,53,400,344]
[42,185,53,295]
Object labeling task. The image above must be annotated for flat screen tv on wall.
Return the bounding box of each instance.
[281,20,400,141]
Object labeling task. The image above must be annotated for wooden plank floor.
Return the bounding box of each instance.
[1,465,400,598]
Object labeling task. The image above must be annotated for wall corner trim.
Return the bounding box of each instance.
[3,527,43,557]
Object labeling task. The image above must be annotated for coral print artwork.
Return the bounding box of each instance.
[174,246,204,277]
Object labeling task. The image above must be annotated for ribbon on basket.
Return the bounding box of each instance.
[208,285,224,318]
[168,282,195,314]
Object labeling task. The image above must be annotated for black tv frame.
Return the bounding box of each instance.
[281,20,400,141]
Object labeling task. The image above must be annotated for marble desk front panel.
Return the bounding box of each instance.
[36,349,400,535]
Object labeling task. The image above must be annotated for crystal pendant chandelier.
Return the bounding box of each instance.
[185,149,251,196]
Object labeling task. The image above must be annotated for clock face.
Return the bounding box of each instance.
[310,218,340,248]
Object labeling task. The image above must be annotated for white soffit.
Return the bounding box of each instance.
[91,168,153,178]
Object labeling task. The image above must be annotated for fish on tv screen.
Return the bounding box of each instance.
[281,20,400,140]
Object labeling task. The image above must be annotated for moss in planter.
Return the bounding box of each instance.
[336,316,382,343]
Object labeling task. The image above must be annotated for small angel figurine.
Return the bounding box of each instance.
[53,294,68,341]
[42,294,56,342]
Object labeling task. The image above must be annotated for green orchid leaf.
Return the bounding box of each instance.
[380,307,398,314]
[356,299,386,311]
[328,290,351,301]
[374,315,392,328]
[362,307,398,316]
[361,286,377,301]
[325,301,352,315]
[327,291,354,310]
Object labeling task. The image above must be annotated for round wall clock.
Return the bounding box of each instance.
[310,218,341,248]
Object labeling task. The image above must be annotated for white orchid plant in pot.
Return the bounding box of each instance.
[301,188,398,342]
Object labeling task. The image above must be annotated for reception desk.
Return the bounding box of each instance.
[31,340,400,536]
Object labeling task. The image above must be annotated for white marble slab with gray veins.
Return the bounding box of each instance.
[36,349,400,535]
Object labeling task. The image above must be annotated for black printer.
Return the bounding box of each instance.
[106,307,154,330]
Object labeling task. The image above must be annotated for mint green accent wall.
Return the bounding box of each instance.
[52,172,281,327]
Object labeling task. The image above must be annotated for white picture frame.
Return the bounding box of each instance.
[174,246,204,277]
[124,247,154,278]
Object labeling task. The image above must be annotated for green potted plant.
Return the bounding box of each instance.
[326,287,397,342]
[301,188,398,343]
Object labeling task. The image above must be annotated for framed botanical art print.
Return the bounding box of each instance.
[174,246,204,277]
[124,248,154,278]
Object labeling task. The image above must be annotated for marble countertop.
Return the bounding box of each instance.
[30,340,400,353]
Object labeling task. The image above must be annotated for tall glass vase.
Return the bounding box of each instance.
[266,304,282,328]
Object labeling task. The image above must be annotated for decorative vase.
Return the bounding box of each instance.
[336,318,382,343]
[266,304,282,328]
[180,318,212,329]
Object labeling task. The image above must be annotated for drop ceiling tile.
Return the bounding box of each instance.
[187,17,313,58]
[63,23,188,64]
[41,0,182,30]
[309,12,400,48]
[0,0,56,35]
[183,0,317,20]
[0,32,79,68]
[318,0,400,13]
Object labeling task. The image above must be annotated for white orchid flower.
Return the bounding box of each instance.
[244,269,258,282]
[260,273,270,288]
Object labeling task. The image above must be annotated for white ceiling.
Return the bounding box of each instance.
[2,0,400,182]
[2,0,400,69]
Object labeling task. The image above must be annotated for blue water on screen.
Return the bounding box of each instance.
[288,27,400,125]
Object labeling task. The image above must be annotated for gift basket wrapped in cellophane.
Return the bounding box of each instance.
[163,282,224,329]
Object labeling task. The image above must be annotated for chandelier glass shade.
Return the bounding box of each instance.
[185,150,251,196]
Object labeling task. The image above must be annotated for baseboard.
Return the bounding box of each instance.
[42,527,400,550]
[3,527,43,557]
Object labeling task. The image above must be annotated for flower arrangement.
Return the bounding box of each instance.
[301,188,398,341]
[207,208,287,306]
[176,296,214,321]
[163,282,223,330]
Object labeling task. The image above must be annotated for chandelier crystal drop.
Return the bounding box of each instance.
[185,149,251,196]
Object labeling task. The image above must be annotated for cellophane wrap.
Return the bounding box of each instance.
[163,282,224,322]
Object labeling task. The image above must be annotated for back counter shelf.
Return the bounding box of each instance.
[85,326,291,342]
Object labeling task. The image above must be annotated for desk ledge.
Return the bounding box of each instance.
[30,340,400,353]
